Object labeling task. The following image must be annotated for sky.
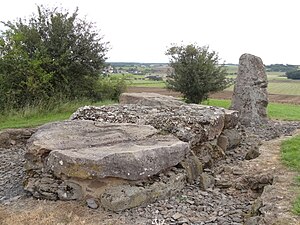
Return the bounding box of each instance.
[0,0,299,64]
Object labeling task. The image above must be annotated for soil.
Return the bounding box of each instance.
[127,87,300,105]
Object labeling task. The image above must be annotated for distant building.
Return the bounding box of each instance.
[145,75,163,81]
[103,65,114,74]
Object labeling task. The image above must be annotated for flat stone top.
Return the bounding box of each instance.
[26,120,189,180]
[119,92,183,107]
[70,102,238,144]
[28,120,157,151]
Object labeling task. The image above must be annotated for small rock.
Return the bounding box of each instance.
[244,216,262,225]
[199,173,215,190]
[178,218,189,224]
[232,167,244,175]
[245,147,260,160]
[186,199,195,205]
[215,179,232,188]
[86,198,99,209]
[172,212,184,220]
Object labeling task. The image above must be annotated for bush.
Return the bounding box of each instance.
[0,5,108,110]
[286,70,300,80]
[94,76,127,101]
[165,43,230,103]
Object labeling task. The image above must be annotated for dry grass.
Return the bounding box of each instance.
[0,199,125,225]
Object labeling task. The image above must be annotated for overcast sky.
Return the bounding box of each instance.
[0,0,299,64]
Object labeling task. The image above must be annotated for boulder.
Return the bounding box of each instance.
[217,129,241,151]
[26,120,189,180]
[180,151,203,183]
[119,92,183,107]
[23,92,243,211]
[224,109,239,129]
[71,103,226,146]
[230,54,268,126]
[0,128,36,148]
[245,146,260,160]
[199,173,215,190]
[100,172,186,211]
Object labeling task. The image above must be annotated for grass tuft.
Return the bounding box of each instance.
[292,196,300,215]
[281,136,300,215]
[281,136,300,171]
[0,99,115,130]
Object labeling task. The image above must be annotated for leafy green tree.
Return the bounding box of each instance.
[266,64,298,73]
[165,43,229,103]
[0,5,109,109]
[286,70,300,80]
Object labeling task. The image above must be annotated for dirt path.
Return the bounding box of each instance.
[128,87,300,105]
[240,130,300,224]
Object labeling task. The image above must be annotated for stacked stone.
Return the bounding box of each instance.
[23,92,240,211]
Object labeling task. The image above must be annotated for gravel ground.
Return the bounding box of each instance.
[0,121,300,225]
[0,146,27,203]
[120,183,256,225]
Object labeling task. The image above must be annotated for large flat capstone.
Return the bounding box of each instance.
[26,120,189,181]
[119,92,183,107]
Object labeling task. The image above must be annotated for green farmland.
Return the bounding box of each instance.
[225,80,300,96]
[129,80,166,88]
[268,81,300,95]
[129,65,300,96]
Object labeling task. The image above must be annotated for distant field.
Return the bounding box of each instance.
[131,79,300,96]
[268,82,300,95]
[129,80,166,88]
[132,79,300,96]
[128,66,300,97]
[225,80,300,96]
[225,65,238,74]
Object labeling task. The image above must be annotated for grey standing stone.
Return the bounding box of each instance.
[230,53,268,126]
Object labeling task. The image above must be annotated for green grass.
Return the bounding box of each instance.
[129,80,166,87]
[281,136,300,171]
[0,100,115,130]
[293,196,300,215]
[202,99,231,109]
[281,136,300,215]
[267,102,300,120]
[203,99,300,121]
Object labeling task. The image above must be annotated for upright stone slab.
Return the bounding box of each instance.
[230,54,268,126]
